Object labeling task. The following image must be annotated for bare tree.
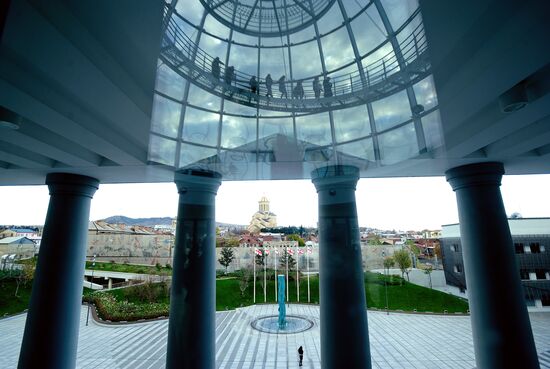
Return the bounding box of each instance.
[15,259,35,297]
[423,264,433,289]
[239,267,252,297]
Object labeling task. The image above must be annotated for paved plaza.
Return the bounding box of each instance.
[1,304,549,369]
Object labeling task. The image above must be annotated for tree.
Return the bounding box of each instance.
[287,234,305,246]
[239,267,252,297]
[423,264,433,289]
[393,249,412,283]
[368,235,383,245]
[255,252,265,266]
[383,256,395,273]
[406,240,421,268]
[218,247,235,274]
[15,258,35,297]
[279,253,296,270]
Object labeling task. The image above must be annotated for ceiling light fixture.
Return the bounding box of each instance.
[499,82,529,113]
[0,106,22,130]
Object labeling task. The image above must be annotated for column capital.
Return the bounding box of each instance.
[174,169,222,205]
[445,162,504,192]
[45,173,99,198]
[311,165,359,192]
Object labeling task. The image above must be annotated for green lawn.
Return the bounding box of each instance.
[1,270,469,321]
[0,278,33,317]
[216,272,468,313]
[364,272,469,313]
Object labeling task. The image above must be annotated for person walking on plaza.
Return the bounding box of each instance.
[298,346,304,366]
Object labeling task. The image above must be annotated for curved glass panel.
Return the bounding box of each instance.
[221,115,257,149]
[372,90,411,132]
[150,94,181,138]
[149,0,443,178]
[333,105,371,143]
[413,75,438,111]
[421,110,443,151]
[149,135,177,166]
[155,63,186,101]
[378,122,418,165]
[182,107,220,146]
[295,113,332,147]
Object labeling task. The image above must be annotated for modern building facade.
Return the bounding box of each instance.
[442,218,550,308]
[1,0,549,369]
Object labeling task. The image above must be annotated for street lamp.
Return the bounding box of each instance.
[382,250,389,315]
[85,254,96,326]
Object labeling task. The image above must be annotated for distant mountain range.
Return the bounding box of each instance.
[100,216,173,227]
[99,215,246,229]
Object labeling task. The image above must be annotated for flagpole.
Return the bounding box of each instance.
[253,247,256,304]
[264,248,267,303]
[286,247,289,302]
[296,245,299,302]
[307,247,311,303]
[274,249,278,302]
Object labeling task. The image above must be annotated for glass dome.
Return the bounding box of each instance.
[148,0,443,180]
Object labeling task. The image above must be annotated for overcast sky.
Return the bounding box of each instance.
[1,174,548,231]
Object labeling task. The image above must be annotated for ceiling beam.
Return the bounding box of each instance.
[484,115,550,158]
[444,92,550,158]
[0,124,101,167]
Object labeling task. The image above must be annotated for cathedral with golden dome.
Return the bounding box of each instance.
[247,196,277,233]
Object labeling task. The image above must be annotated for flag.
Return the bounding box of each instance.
[307,247,313,254]
[255,248,263,256]
[298,248,305,255]
[286,248,294,255]
[264,248,270,255]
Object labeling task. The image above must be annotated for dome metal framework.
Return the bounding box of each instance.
[198,0,338,37]
[149,0,443,180]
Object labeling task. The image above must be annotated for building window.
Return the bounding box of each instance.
[514,243,524,254]
[535,269,546,280]
[519,269,530,280]
[453,264,462,273]
[530,243,541,253]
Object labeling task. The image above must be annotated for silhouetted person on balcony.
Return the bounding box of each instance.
[323,76,333,97]
[298,346,304,366]
[211,57,221,82]
[278,75,288,98]
[224,66,234,86]
[265,74,273,98]
[293,81,304,99]
[224,66,235,96]
[249,76,258,102]
[313,76,322,98]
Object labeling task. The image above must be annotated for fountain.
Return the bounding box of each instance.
[278,275,286,329]
[251,274,314,334]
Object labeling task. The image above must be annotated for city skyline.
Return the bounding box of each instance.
[1,174,549,231]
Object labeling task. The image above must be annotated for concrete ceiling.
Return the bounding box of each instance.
[0,0,549,185]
